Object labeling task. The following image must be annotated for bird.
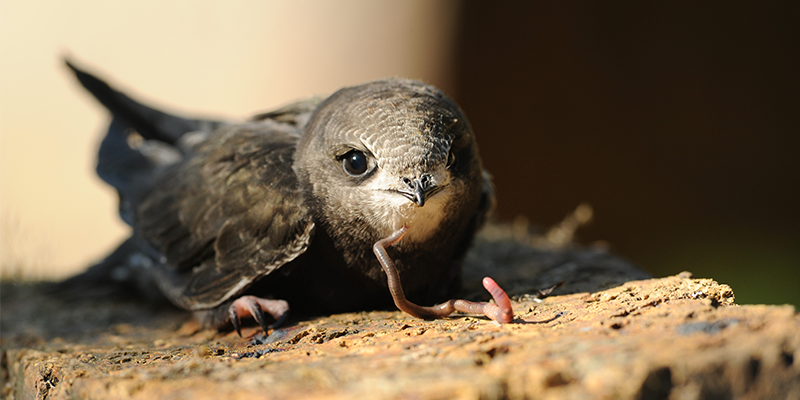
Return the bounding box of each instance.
[61,60,512,335]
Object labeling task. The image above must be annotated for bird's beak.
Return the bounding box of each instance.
[412,180,428,207]
[398,175,443,207]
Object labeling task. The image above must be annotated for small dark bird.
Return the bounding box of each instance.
[62,61,512,335]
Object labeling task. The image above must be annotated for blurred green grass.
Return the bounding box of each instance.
[636,227,799,308]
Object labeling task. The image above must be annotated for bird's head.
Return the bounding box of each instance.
[294,79,486,245]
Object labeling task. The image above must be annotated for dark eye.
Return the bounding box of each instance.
[342,150,368,176]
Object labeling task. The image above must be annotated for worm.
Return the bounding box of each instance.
[373,225,514,323]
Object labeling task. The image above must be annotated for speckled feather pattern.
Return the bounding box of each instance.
[294,79,484,246]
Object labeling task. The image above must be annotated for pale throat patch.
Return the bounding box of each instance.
[357,165,453,244]
[363,185,452,245]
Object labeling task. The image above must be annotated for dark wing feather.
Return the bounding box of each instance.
[65,60,315,310]
[65,59,224,144]
[135,124,315,310]
[66,60,226,226]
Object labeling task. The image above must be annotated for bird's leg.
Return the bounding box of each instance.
[228,296,290,337]
[373,226,514,323]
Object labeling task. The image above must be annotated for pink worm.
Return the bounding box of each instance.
[373,226,514,323]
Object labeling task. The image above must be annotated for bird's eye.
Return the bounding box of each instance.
[342,150,368,176]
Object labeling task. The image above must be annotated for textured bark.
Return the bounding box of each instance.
[2,227,798,400]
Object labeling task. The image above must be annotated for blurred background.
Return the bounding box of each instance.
[1,1,797,306]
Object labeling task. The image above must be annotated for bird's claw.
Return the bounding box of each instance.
[228,296,290,337]
[247,300,270,335]
[228,305,243,337]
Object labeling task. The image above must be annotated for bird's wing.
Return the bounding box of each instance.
[136,124,315,310]
[66,59,225,145]
[66,60,315,310]
[66,60,227,226]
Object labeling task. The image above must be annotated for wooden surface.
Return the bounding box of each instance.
[2,226,798,399]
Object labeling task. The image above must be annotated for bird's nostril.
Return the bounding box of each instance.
[420,174,431,189]
[401,175,433,192]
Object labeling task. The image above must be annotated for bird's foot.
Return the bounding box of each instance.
[228,296,290,337]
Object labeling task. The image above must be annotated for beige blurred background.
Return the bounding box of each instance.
[0,0,460,279]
